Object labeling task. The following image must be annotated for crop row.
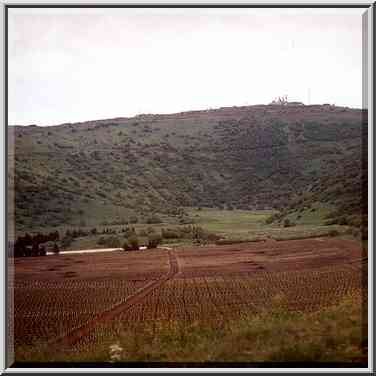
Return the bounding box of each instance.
[70,263,364,356]
[14,279,148,352]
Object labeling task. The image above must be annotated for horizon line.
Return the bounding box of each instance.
[9,101,364,128]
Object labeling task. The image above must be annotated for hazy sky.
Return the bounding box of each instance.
[8,7,365,126]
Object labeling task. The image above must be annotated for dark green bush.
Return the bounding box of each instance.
[265,216,274,225]
[122,227,136,237]
[97,237,106,245]
[53,243,60,254]
[324,219,338,226]
[146,215,162,224]
[328,229,339,237]
[128,235,139,250]
[283,219,295,228]
[106,236,121,248]
[97,236,121,248]
[61,235,74,249]
[147,234,162,249]
[265,212,282,225]
[123,240,131,251]
[161,228,182,239]
[191,226,220,243]
[338,216,348,226]
[346,215,363,228]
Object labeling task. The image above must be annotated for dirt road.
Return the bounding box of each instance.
[51,250,179,348]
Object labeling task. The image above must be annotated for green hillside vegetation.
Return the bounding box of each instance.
[10,208,352,253]
[9,104,367,238]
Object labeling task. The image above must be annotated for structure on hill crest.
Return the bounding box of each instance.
[269,95,304,106]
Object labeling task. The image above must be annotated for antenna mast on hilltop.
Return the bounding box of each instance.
[307,88,311,105]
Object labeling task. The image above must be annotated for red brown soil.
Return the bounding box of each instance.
[14,248,170,282]
[175,238,364,278]
[14,238,366,356]
[51,250,179,348]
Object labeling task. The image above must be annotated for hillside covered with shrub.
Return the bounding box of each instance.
[8,103,367,233]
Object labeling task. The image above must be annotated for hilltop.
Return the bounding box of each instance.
[8,103,367,233]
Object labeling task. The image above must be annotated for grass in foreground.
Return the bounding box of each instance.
[18,290,366,365]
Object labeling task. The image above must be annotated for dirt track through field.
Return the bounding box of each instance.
[50,250,179,349]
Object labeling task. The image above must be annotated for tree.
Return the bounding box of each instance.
[48,231,60,242]
[129,235,139,250]
[283,219,295,228]
[123,236,140,251]
[61,234,73,249]
[24,233,33,245]
[53,243,60,254]
[147,234,162,249]
[40,245,47,256]
[123,240,131,251]
[31,242,39,256]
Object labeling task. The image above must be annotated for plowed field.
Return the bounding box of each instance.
[13,238,366,361]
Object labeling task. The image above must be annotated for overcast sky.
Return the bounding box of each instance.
[8,7,365,126]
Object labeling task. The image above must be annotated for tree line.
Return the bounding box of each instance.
[11,231,60,257]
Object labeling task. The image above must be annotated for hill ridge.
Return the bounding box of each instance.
[9,103,367,232]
